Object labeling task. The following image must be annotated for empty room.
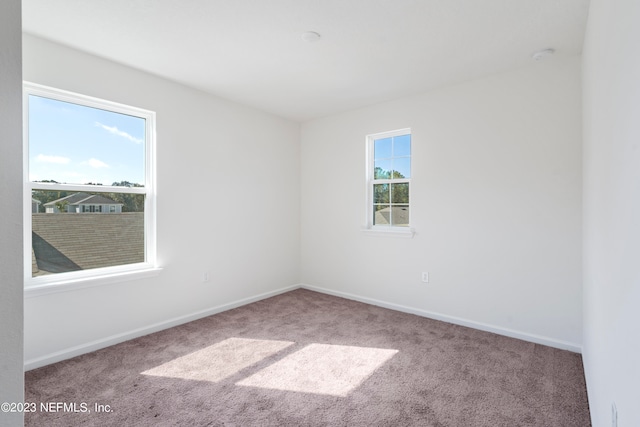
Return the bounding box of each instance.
[1,0,639,426]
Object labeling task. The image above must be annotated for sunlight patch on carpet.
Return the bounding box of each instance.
[141,337,294,382]
[236,343,398,396]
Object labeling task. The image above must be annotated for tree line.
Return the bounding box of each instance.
[373,167,409,204]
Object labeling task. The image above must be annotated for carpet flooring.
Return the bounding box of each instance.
[24,289,591,426]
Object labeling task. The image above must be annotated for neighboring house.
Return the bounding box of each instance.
[31,198,41,213]
[44,192,123,214]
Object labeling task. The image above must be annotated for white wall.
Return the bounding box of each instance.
[301,57,583,350]
[0,1,24,425]
[23,34,301,367]
[582,0,640,425]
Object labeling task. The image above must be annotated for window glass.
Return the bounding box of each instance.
[393,134,411,156]
[32,191,145,276]
[391,183,409,204]
[28,95,145,186]
[392,157,411,179]
[374,137,392,159]
[390,206,409,226]
[374,159,392,179]
[368,129,411,229]
[373,183,390,203]
[25,83,155,284]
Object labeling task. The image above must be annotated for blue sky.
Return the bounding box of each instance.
[374,134,411,179]
[28,95,145,186]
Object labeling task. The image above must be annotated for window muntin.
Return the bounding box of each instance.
[367,129,411,228]
[24,82,156,286]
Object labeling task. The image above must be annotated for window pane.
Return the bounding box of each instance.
[374,205,391,225]
[391,183,409,204]
[390,205,410,226]
[374,137,392,159]
[393,134,411,157]
[28,95,146,186]
[373,184,390,203]
[374,159,391,179]
[392,157,411,179]
[31,189,145,277]
[368,129,411,229]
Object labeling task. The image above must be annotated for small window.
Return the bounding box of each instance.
[366,129,411,230]
[24,82,156,287]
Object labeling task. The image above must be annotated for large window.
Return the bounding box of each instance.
[366,129,411,231]
[24,83,156,290]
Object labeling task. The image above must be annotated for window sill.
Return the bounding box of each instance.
[24,266,162,298]
[361,227,415,238]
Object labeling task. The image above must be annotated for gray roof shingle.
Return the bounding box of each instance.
[32,212,144,275]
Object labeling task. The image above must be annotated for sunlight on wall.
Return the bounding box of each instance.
[237,343,398,397]
[141,337,294,382]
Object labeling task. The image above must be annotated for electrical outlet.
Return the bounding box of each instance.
[421,272,429,283]
[611,402,617,427]
[203,271,210,283]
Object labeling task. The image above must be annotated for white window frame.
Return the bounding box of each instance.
[23,82,159,296]
[363,128,415,238]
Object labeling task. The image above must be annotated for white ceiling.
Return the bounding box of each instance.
[22,0,590,122]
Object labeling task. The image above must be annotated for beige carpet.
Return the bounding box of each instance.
[24,289,591,426]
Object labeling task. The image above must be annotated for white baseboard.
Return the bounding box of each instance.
[300,283,582,353]
[25,282,581,370]
[24,284,300,371]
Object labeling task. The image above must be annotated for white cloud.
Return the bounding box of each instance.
[86,158,109,168]
[36,154,71,164]
[95,122,143,144]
